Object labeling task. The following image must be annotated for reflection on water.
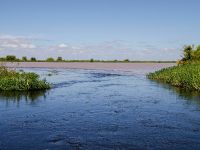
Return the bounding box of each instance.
[151,80,200,106]
[0,68,200,150]
[0,90,47,101]
[0,90,48,107]
[172,87,200,105]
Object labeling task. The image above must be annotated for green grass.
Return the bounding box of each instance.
[147,64,200,91]
[0,66,51,91]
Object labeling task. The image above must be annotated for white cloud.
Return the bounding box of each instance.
[58,43,68,48]
[19,44,36,49]
[1,43,19,48]
[0,34,37,49]
[0,34,181,60]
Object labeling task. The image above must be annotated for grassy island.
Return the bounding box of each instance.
[0,65,50,91]
[147,64,200,91]
[147,45,200,91]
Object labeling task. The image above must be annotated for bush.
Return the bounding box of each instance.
[6,55,16,61]
[124,59,130,62]
[22,56,27,61]
[90,59,94,62]
[57,57,63,61]
[46,57,54,62]
[31,57,36,61]
[0,65,51,91]
[180,44,200,63]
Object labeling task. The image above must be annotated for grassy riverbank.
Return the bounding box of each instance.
[0,66,50,91]
[147,64,200,91]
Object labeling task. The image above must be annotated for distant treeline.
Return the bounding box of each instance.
[0,55,175,63]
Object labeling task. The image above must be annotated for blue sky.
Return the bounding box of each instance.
[0,0,200,60]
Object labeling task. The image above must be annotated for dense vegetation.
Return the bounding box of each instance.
[0,65,50,91]
[178,45,200,64]
[148,45,200,91]
[147,65,200,91]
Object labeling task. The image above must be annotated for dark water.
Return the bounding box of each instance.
[0,68,200,150]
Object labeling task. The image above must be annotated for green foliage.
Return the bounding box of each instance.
[6,55,16,61]
[180,45,200,63]
[57,57,63,61]
[0,65,50,91]
[196,45,200,51]
[182,45,193,61]
[0,57,6,61]
[191,45,200,60]
[46,57,54,62]
[124,59,130,62]
[147,64,200,91]
[30,57,36,61]
[90,58,94,62]
[22,56,27,61]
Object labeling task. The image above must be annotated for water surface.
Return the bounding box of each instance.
[0,67,200,150]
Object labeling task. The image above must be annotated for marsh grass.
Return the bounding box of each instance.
[147,64,200,91]
[0,64,51,91]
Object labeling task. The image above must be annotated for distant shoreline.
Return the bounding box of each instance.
[3,62,175,72]
[0,60,176,63]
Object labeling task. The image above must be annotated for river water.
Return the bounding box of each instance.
[0,67,200,150]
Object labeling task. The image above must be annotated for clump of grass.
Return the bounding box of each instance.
[147,64,200,91]
[0,65,51,91]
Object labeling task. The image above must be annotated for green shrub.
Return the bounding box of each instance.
[6,55,16,61]
[46,57,54,62]
[124,59,130,62]
[57,57,63,61]
[30,57,36,61]
[90,58,94,62]
[0,66,51,91]
[22,56,27,61]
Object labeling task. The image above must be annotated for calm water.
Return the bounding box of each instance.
[0,68,200,150]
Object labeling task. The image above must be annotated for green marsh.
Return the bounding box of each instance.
[147,64,200,91]
[0,66,50,91]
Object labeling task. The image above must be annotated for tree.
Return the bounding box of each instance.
[182,45,193,61]
[191,45,200,60]
[90,58,94,62]
[57,57,63,61]
[22,56,27,61]
[31,57,36,61]
[196,45,200,51]
[124,59,130,62]
[6,55,16,61]
[46,57,54,62]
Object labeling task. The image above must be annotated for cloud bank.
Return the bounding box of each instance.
[0,34,181,60]
[0,35,36,49]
